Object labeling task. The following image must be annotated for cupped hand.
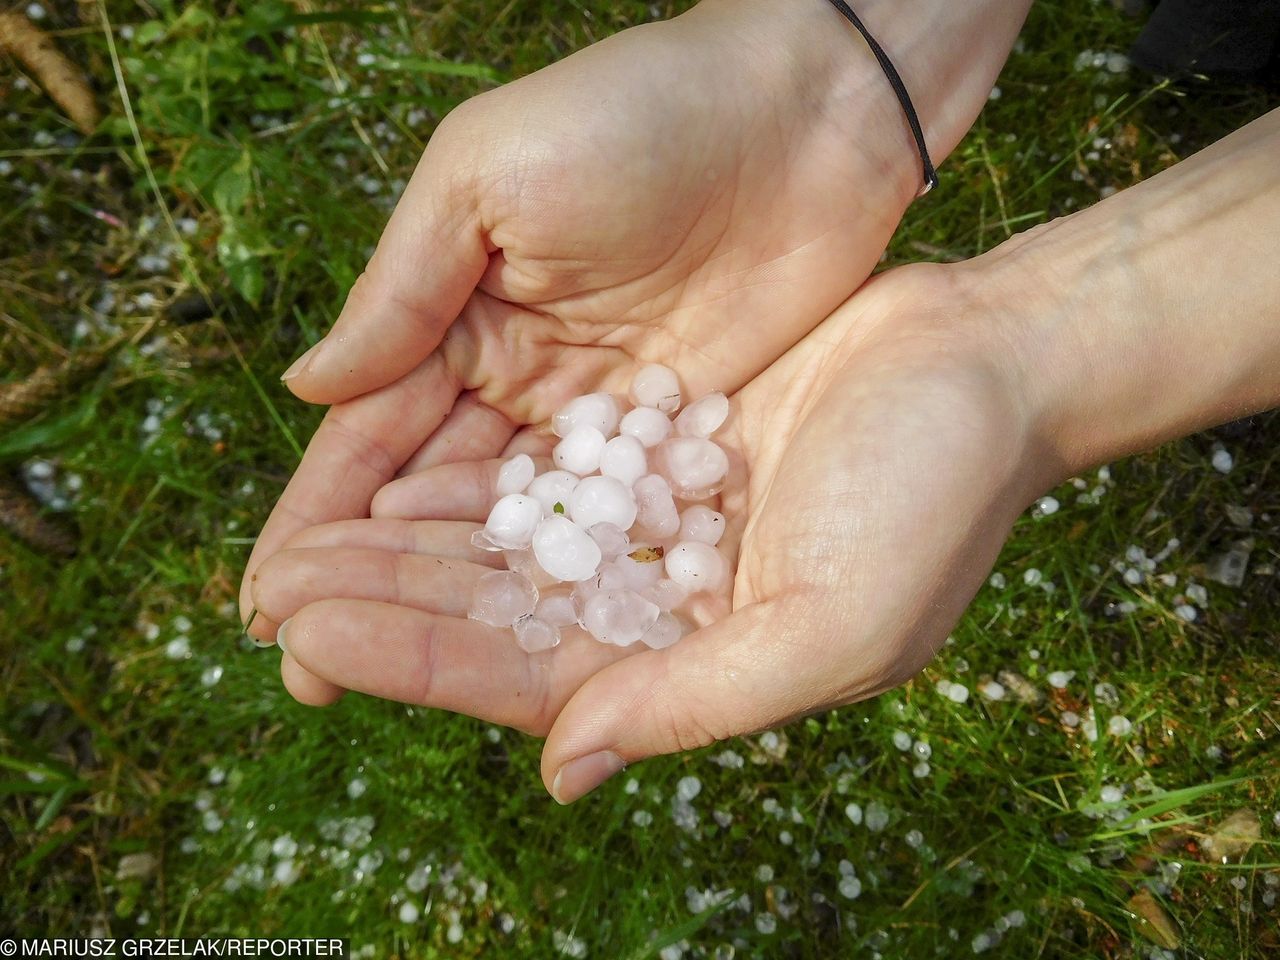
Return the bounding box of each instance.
[249,263,1061,801]
[237,0,940,666]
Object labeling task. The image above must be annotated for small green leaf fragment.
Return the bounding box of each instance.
[553,502,565,515]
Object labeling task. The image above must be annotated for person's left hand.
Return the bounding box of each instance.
[246,262,1057,800]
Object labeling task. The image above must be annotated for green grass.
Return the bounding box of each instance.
[3,1,1279,956]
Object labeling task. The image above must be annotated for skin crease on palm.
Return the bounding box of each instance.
[238,0,1032,659]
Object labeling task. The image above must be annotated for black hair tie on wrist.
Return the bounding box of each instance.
[822,0,938,197]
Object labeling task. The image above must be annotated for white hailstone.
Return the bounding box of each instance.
[535,594,578,628]
[754,913,777,935]
[588,522,631,561]
[482,494,542,550]
[641,612,683,649]
[1100,785,1123,804]
[676,776,702,801]
[165,636,190,659]
[892,731,912,751]
[1123,567,1143,585]
[272,835,298,858]
[1034,495,1060,517]
[1023,568,1043,586]
[913,762,931,778]
[675,391,729,438]
[468,570,538,627]
[844,803,863,825]
[495,454,535,496]
[513,616,560,653]
[654,437,729,499]
[980,681,1006,701]
[912,740,932,761]
[273,860,300,886]
[1211,447,1234,474]
[599,435,648,487]
[526,470,580,516]
[398,901,420,924]
[1186,583,1208,606]
[641,578,689,612]
[201,665,224,687]
[1047,670,1074,689]
[1108,715,1133,737]
[665,541,729,594]
[619,406,673,447]
[569,476,637,531]
[972,933,994,954]
[532,516,602,582]
[633,474,680,537]
[864,802,890,832]
[1174,603,1198,622]
[552,392,621,438]
[582,591,660,646]
[632,810,654,827]
[757,864,775,882]
[905,829,924,849]
[630,364,681,413]
[946,683,970,704]
[503,549,560,590]
[838,875,862,899]
[1061,710,1080,728]
[678,506,725,546]
[1005,910,1026,928]
[988,572,1006,589]
[553,425,607,475]
[173,614,193,633]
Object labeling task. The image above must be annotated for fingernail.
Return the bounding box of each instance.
[551,750,625,804]
[281,341,322,381]
[275,617,293,655]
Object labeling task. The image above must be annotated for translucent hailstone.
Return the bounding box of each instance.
[482,494,542,550]
[552,393,621,439]
[674,391,729,438]
[532,515,602,582]
[612,552,664,591]
[503,549,560,589]
[641,578,688,611]
[678,505,725,546]
[619,406,672,447]
[599,435,648,487]
[469,571,538,627]
[588,522,630,561]
[553,425,607,476]
[665,541,729,593]
[582,590,660,646]
[535,593,578,628]
[513,616,560,653]
[640,611,682,649]
[496,454,535,496]
[653,437,729,499]
[629,363,681,413]
[633,474,680,538]
[568,476,637,531]
[526,470,579,515]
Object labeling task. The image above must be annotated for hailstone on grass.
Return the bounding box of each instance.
[470,364,735,652]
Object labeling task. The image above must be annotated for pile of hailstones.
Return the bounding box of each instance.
[468,364,733,654]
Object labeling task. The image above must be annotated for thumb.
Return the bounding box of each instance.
[541,598,857,803]
[281,110,490,404]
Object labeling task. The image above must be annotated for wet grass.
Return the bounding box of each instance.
[2,1,1279,956]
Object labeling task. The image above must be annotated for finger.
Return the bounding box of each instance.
[541,597,875,803]
[239,353,460,639]
[281,109,490,404]
[371,456,553,521]
[281,652,346,707]
[276,599,628,733]
[281,518,504,568]
[501,426,554,458]
[252,547,496,622]
[398,391,516,476]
